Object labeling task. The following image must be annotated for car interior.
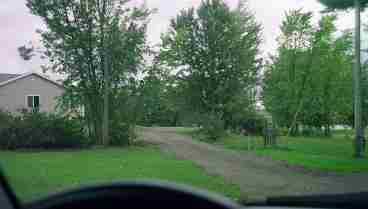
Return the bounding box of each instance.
[0,171,367,209]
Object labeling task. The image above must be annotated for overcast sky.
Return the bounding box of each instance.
[0,0,362,75]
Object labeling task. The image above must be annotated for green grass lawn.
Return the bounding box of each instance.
[0,146,240,202]
[177,127,368,172]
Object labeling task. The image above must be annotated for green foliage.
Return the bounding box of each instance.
[108,87,142,145]
[263,9,313,132]
[0,110,87,150]
[223,103,267,135]
[26,0,153,145]
[340,25,368,128]
[109,122,132,146]
[278,127,289,136]
[263,10,353,135]
[0,147,241,201]
[318,0,368,9]
[362,67,368,127]
[200,113,225,141]
[137,64,180,126]
[160,0,261,132]
[238,114,266,136]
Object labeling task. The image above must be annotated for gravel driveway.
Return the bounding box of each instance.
[138,127,368,199]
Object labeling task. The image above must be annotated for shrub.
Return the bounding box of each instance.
[232,112,266,136]
[239,116,265,135]
[200,113,225,141]
[0,110,12,135]
[301,126,315,136]
[110,122,136,146]
[0,110,87,150]
[224,108,266,136]
[277,127,289,136]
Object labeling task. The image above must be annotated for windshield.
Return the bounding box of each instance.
[1,0,368,204]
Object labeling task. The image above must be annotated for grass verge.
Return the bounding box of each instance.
[0,146,240,202]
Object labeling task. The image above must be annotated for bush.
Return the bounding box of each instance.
[234,113,266,136]
[110,122,136,146]
[278,127,289,136]
[200,113,225,141]
[239,117,265,135]
[224,108,266,136]
[301,126,316,136]
[0,110,87,150]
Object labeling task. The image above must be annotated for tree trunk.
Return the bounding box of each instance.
[102,50,109,145]
[172,111,179,127]
[287,100,303,137]
[324,124,331,137]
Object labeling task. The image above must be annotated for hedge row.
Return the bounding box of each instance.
[0,110,88,150]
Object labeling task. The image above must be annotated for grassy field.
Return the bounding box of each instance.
[177,128,368,172]
[0,146,240,202]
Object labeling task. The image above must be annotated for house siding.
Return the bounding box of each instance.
[0,74,64,113]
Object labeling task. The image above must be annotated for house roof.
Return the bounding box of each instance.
[0,73,21,83]
[0,72,64,89]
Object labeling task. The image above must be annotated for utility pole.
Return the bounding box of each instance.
[354,0,364,158]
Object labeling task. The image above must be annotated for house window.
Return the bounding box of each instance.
[26,95,40,111]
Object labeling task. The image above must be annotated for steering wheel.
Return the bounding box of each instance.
[24,180,241,209]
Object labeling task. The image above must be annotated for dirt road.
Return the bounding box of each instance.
[138,127,368,199]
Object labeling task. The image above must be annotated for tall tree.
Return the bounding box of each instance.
[302,17,353,136]
[318,0,368,157]
[26,0,152,145]
[263,10,354,136]
[263,9,313,135]
[160,0,261,130]
[137,59,178,126]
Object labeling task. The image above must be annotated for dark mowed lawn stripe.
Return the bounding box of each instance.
[0,146,240,202]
